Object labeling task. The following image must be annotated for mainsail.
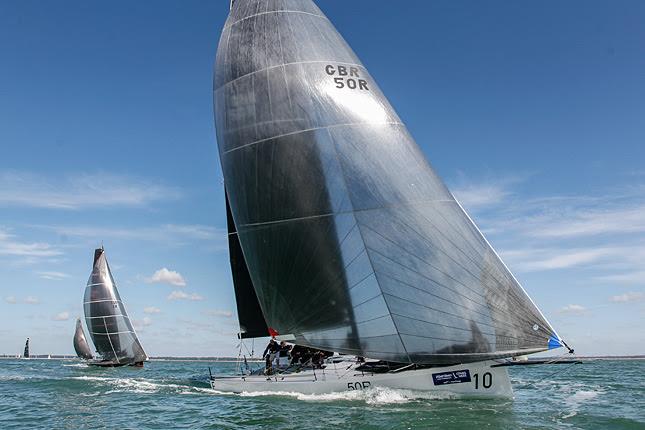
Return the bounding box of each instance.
[23,338,29,358]
[226,193,270,339]
[83,247,147,365]
[73,318,94,360]
[214,0,563,364]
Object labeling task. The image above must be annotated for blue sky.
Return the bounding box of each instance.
[1,0,643,357]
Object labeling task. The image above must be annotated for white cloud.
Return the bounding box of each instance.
[558,304,587,315]
[596,271,645,285]
[202,309,233,318]
[167,290,204,301]
[0,229,62,258]
[609,292,644,303]
[501,247,618,272]
[52,311,69,321]
[133,317,153,331]
[143,306,161,314]
[24,296,40,304]
[0,170,181,210]
[4,296,16,304]
[38,271,69,280]
[146,268,186,287]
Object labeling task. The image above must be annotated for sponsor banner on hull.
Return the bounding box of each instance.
[432,369,472,385]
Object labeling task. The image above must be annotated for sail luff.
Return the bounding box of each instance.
[215,0,561,364]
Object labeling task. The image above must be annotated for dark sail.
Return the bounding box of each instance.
[83,248,147,365]
[226,192,270,338]
[214,0,562,364]
[23,338,29,358]
[73,318,94,360]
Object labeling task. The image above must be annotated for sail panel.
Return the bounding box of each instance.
[215,0,560,363]
[83,248,147,364]
[23,338,29,358]
[73,318,94,360]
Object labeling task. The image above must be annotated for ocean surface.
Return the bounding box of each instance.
[0,358,643,429]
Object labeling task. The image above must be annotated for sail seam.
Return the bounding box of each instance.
[223,121,404,154]
[224,10,328,31]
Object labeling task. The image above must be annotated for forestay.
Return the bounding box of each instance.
[214,0,563,364]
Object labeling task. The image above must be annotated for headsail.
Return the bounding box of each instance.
[23,338,29,358]
[73,318,94,360]
[83,247,147,365]
[226,192,270,339]
[214,0,562,364]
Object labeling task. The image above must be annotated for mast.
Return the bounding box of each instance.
[214,0,563,364]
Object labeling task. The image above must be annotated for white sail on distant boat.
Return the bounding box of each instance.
[81,247,147,367]
[210,0,575,397]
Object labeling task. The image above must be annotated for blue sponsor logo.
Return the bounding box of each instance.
[432,369,471,385]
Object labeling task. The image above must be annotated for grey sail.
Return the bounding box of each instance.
[83,248,147,365]
[23,338,29,358]
[226,192,270,339]
[214,0,562,364]
[73,318,94,360]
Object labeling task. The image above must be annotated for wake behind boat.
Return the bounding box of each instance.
[80,247,148,367]
[210,0,574,397]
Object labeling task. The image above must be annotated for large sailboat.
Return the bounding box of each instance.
[210,0,573,397]
[83,247,148,367]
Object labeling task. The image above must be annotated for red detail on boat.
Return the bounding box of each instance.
[268,327,279,337]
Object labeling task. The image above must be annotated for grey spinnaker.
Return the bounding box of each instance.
[214,0,563,364]
[73,318,94,360]
[83,247,147,365]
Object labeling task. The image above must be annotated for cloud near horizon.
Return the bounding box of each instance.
[609,292,644,303]
[146,268,187,287]
[167,290,204,301]
[52,311,69,321]
[0,170,181,210]
[144,306,161,314]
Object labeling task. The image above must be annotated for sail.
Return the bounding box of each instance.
[83,248,147,364]
[23,338,29,358]
[226,192,270,339]
[214,0,562,364]
[73,318,94,360]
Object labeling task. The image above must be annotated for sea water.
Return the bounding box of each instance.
[0,359,642,429]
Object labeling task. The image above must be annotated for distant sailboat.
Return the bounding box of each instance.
[209,0,575,397]
[73,318,94,360]
[23,338,30,359]
[83,247,147,367]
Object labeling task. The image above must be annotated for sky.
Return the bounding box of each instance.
[1,0,644,357]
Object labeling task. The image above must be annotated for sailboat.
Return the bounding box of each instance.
[210,0,574,397]
[73,317,94,361]
[22,338,30,359]
[83,247,148,367]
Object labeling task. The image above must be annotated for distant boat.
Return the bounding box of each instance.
[73,318,94,360]
[209,0,574,397]
[83,247,147,367]
[23,338,30,359]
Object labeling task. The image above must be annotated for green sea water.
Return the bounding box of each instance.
[0,358,643,429]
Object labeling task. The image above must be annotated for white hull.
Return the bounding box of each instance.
[210,360,512,399]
